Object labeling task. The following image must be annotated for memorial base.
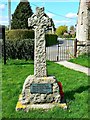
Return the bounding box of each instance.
[16,102,67,112]
[16,75,62,111]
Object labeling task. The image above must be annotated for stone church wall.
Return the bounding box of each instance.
[76,0,90,54]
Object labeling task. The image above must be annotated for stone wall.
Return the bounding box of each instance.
[88,8,90,41]
[76,0,90,54]
[76,1,88,42]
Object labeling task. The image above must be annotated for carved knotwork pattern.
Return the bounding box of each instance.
[28,7,53,77]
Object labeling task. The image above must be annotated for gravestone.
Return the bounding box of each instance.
[16,7,61,110]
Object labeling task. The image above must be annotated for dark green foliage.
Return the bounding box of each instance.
[6,29,34,40]
[4,30,58,60]
[0,40,2,58]
[45,34,58,46]
[11,0,33,29]
[2,39,34,60]
[6,30,58,46]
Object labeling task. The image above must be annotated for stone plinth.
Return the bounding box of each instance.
[21,75,61,104]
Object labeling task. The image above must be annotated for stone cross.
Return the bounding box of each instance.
[28,7,53,77]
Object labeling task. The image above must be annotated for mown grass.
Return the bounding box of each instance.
[69,53,90,68]
[0,59,2,120]
[2,59,89,119]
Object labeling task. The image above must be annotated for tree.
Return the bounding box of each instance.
[55,25,68,37]
[70,25,75,31]
[11,0,33,29]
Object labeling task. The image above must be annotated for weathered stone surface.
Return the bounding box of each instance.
[76,0,90,55]
[21,75,61,104]
[26,103,67,110]
[16,7,61,110]
[27,103,56,110]
[16,93,67,111]
[28,7,53,77]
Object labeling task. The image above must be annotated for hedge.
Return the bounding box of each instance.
[6,29,34,40]
[3,30,58,60]
[45,34,58,47]
[0,40,2,58]
[2,39,34,60]
[6,29,58,46]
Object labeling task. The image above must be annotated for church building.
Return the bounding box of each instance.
[76,0,90,53]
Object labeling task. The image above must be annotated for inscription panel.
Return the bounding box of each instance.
[30,83,52,94]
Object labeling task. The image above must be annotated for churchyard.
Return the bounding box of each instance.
[1,1,90,119]
[69,53,90,68]
[1,27,89,119]
[2,59,89,119]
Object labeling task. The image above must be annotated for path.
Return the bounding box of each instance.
[56,61,90,76]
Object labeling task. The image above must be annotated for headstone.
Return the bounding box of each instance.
[16,7,61,111]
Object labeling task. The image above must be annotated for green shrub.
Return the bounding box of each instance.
[45,34,58,46]
[6,29,34,40]
[4,30,58,60]
[2,39,34,60]
[6,30,58,47]
[0,40,2,58]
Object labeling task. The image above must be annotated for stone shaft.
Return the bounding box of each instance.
[28,7,52,77]
[34,27,47,77]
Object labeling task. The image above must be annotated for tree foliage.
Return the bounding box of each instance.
[55,25,68,37]
[11,0,33,29]
[70,25,75,31]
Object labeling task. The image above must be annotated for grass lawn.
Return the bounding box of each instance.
[69,53,90,68]
[2,59,89,119]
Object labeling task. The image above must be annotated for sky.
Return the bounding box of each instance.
[0,0,79,28]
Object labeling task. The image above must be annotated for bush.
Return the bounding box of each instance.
[6,30,58,47]
[4,30,58,60]
[2,39,34,60]
[45,34,58,46]
[6,29,34,40]
[0,40,2,59]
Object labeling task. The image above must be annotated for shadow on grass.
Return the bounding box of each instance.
[12,62,34,66]
[4,60,34,66]
[65,85,90,100]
